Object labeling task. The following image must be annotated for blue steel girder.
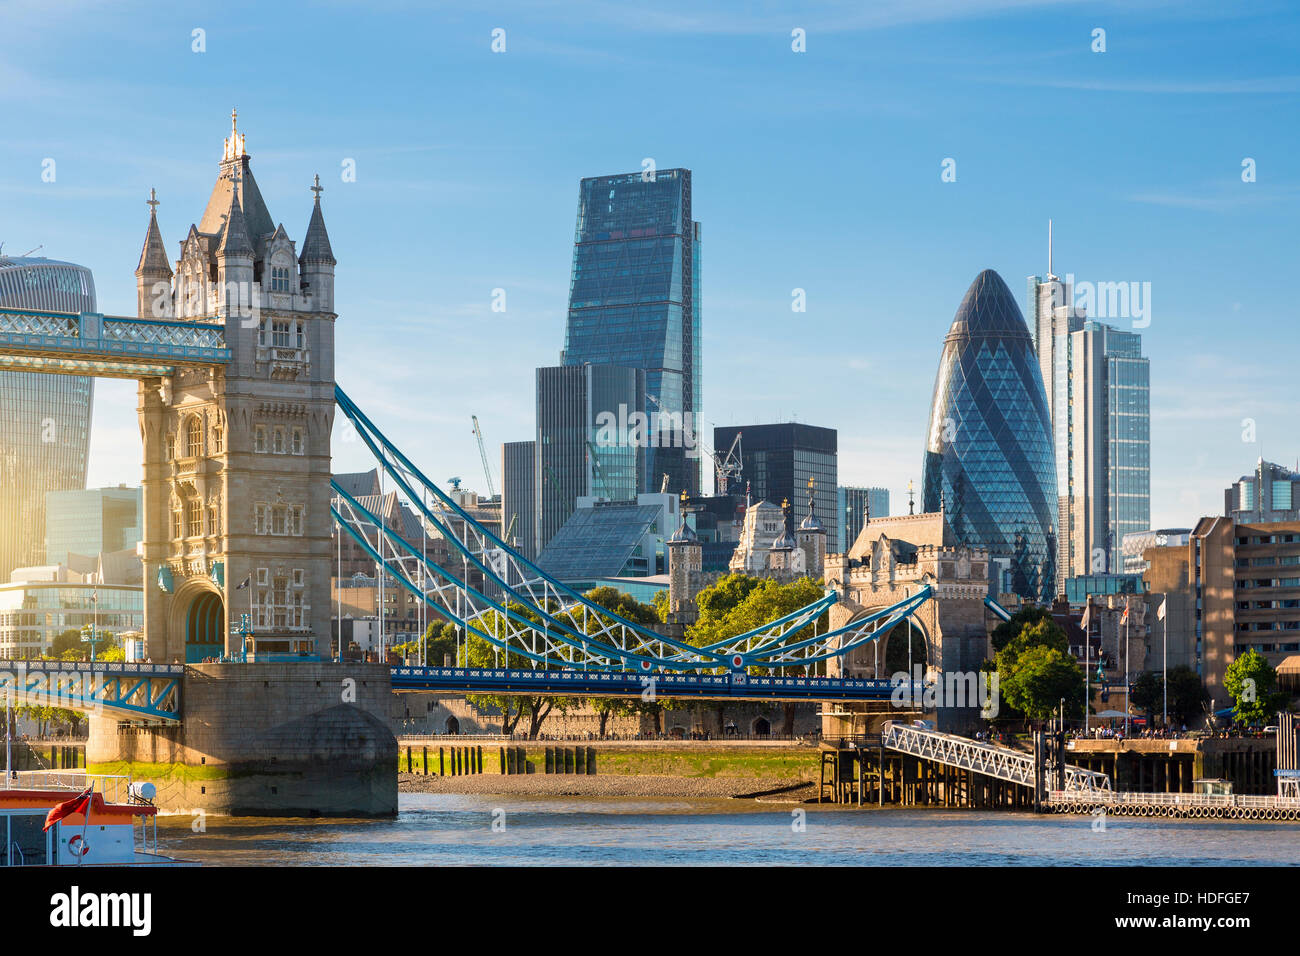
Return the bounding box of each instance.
[331,387,846,667]
[0,307,230,379]
[391,665,914,701]
[0,660,183,723]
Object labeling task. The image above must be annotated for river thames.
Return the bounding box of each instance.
[155,794,1300,866]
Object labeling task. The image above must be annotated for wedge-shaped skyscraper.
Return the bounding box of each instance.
[922,269,1058,602]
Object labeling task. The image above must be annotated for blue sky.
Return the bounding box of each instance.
[1,0,1297,529]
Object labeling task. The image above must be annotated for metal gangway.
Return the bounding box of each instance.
[881,720,1112,793]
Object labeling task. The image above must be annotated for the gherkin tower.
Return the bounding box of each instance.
[922,269,1057,603]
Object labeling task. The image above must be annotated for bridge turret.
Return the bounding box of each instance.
[300,174,336,313]
[135,188,173,319]
[216,167,255,305]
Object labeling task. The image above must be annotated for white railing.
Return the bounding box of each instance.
[1050,789,1300,809]
[6,771,132,804]
[881,721,1113,793]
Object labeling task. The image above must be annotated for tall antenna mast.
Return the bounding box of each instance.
[1047,219,1054,280]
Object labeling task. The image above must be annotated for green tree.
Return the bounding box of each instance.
[684,574,828,735]
[460,601,575,738]
[578,587,662,737]
[1130,670,1163,724]
[1001,645,1086,723]
[990,613,1072,726]
[1166,667,1209,726]
[1224,649,1287,726]
[990,605,1057,653]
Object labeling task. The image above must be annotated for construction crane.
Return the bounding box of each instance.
[641,393,742,495]
[471,415,497,498]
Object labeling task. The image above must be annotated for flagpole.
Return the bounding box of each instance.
[1162,601,1168,730]
[1083,597,1090,736]
[78,779,93,867]
[1124,597,1131,738]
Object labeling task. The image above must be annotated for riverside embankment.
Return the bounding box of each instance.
[396,740,822,799]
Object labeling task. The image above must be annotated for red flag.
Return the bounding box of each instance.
[43,788,92,832]
[1120,604,1130,625]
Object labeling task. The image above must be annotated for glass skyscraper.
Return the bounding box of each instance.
[715,423,838,533]
[535,364,646,554]
[838,485,890,552]
[0,256,97,583]
[44,485,142,566]
[561,169,701,496]
[1029,266,1151,585]
[922,269,1058,603]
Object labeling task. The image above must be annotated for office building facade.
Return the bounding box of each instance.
[1144,516,1300,707]
[923,269,1058,603]
[501,440,537,560]
[0,256,98,583]
[714,423,837,533]
[837,485,890,553]
[1029,253,1151,587]
[561,169,701,496]
[45,485,142,567]
[1226,459,1300,523]
[535,364,646,554]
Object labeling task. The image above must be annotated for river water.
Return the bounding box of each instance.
[156,793,1300,866]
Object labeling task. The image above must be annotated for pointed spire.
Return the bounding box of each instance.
[217,164,254,259]
[135,187,172,277]
[301,173,336,265]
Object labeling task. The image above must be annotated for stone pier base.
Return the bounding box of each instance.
[88,663,397,817]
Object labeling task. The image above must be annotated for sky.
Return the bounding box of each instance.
[1,0,1297,530]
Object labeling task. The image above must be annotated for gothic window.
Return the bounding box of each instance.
[273,575,289,628]
[293,569,305,587]
[291,427,304,455]
[294,321,305,349]
[292,593,304,628]
[271,505,287,536]
[257,317,267,347]
[171,509,183,540]
[165,433,175,460]
[212,424,224,454]
[187,497,202,536]
[255,503,268,535]
[272,427,285,454]
[272,320,291,347]
[291,505,304,536]
[254,426,267,453]
[271,266,291,293]
[207,503,220,536]
[256,567,269,586]
[185,416,203,458]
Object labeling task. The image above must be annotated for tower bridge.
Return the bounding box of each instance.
[0,115,1001,814]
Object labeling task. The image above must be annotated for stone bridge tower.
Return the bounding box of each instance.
[135,112,337,662]
[823,506,995,733]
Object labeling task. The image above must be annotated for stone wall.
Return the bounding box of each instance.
[88,662,396,816]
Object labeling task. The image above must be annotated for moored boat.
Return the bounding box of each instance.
[1,772,196,866]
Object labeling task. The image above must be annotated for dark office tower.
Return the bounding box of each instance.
[0,256,97,583]
[501,440,537,560]
[561,169,701,496]
[922,269,1058,603]
[714,423,837,527]
[535,365,647,554]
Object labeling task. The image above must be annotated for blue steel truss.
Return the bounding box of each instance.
[0,307,230,378]
[392,665,914,701]
[332,385,935,673]
[0,660,183,723]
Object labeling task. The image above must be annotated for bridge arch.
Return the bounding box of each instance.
[840,608,933,679]
[167,579,226,663]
